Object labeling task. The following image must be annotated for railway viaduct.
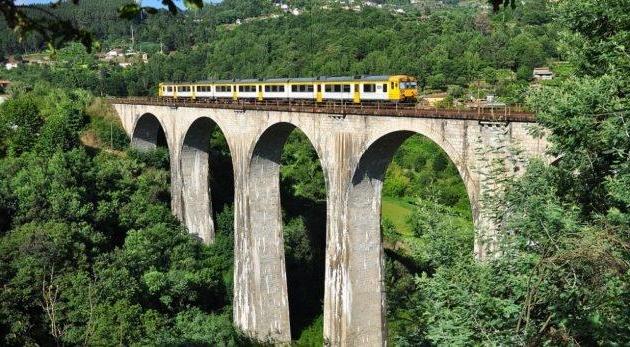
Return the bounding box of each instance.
[111,99,547,346]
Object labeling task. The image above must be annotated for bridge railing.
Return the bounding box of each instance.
[108,97,536,123]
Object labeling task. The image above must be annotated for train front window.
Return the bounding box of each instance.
[401,82,417,89]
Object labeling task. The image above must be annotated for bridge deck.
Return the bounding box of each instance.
[110,97,536,123]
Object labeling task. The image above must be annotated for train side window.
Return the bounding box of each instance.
[325,85,331,92]
[343,84,351,93]
[363,84,376,92]
[317,85,322,92]
[308,85,314,92]
[391,82,395,89]
[333,85,342,93]
[291,85,298,92]
[383,84,388,92]
[280,85,285,92]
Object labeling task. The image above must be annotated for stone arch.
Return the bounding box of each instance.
[343,129,475,344]
[364,127,479,227]
[179,117,233,244]
[245,121,328,342]
[131,113,169,151]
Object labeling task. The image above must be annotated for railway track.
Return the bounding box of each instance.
[109,97,536,123]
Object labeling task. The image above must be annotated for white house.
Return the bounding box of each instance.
[533,67,554,80]
[4,57,20,70]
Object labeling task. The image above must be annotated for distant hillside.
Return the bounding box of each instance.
[1,0,557,104]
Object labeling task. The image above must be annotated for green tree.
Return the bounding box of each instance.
[0,95,42,155]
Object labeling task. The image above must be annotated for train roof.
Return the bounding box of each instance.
[163,75,411,85]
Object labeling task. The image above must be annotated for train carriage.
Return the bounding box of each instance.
[159,75,417,104]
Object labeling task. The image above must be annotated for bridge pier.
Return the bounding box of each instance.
[234,123,295,342]
[179,118,216,244]
[323,131,412,346]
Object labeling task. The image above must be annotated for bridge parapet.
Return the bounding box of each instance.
[110,97,536,123]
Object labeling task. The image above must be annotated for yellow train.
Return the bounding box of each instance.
[159,75,418,103]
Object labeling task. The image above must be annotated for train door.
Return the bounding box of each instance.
[353,83,360,103]
[257,85,263,101]
[388,78,400,101]
[316,84,323,103]
[232,85,237,101]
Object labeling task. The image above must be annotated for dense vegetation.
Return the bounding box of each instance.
[0,0,628,345]
[0,84,248,345]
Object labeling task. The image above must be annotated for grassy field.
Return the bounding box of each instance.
[381,196,415,236]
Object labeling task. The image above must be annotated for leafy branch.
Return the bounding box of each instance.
[0,0,204,51]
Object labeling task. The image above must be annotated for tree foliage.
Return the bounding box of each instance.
[0,87,243,345]
[0,0,203,50]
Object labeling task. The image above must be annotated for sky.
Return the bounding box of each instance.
[16,1,220,8]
